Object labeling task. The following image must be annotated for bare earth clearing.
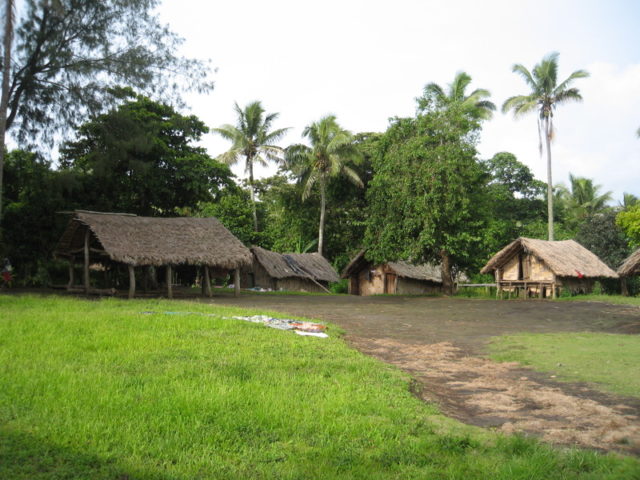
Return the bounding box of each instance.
[208,294,640,454]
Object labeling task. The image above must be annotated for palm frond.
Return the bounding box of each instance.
[341,165,364,188]
[302,170,319,201]
[502,95,537,116]
[511,64,537,90]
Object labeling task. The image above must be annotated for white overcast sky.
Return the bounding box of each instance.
[158,0,640,202]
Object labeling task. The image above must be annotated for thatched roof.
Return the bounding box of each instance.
[618,249,640,277]
[342,250,462,283]
[54,211,252,268]
[481,237,618,278]
[251,246,339,283]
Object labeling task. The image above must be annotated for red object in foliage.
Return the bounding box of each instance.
[2,271,12,283]
[575,270,584,278]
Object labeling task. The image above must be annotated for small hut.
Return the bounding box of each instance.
[618,248,640,296]
[481,237,618,298]
[241,246,339,293]
[54,210,252,298]
[341,250,457,296]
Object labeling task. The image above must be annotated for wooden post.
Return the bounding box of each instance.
[128,265,136,299]
[67,259,75,288]
[83,229,90,293]
[538,283,544,299]
[204,265,212,298]
[552,283,557,299]
[234,268,240,297]
[166,265,173,299]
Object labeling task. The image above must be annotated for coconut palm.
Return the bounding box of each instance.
[556,174,612,229]
[284,115,363,256]
[213,101,289,231]
[420,71,496,120]
[0,0,15,226]
[502,52,589,241]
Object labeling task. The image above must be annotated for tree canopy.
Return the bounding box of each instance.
[5,0,212,146]
[60,90,233,216]
[365,101,486,293]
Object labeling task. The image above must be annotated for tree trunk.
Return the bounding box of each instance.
[318,180,326,256]
[544,116,554,241]
[0,0,14,231]
[249,160,258,232]
[440,250,454,295]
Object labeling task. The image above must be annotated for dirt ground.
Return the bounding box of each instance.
[207,294,640,454]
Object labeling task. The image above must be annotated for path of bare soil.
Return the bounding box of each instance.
[208,294,640,454]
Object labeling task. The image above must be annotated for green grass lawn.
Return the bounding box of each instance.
[555,294,640,306]
[1,295,638,479]
[489,333,640,398]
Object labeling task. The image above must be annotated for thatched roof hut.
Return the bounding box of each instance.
[342,250,458,296]
[618,249,640,278]
[54,210,252,298]
[481,237,617,298]
[241,246,339,292]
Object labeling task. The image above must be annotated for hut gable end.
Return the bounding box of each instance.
[481,237,618,279]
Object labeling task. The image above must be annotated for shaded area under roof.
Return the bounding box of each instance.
[54,211,252,269]
[481,237,618,278]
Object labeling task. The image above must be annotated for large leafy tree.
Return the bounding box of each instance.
[617,205,640,248]
[284,115,363,256]
[4,0,212,146]
[481,152,546,254]
[502,52,589,241]
[60,90,233,216]
[555,174,612,231]
[213,101,289,232]
[418,71,496,120]
[365,102,487,294]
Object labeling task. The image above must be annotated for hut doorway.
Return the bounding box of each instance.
[384,273,397,294]
[518,254,524,280]
[350,276,360,295]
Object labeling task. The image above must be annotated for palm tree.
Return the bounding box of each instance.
[0,0,15,228]
[213,101,289,231]
[285,115,363,256]
[556,174,612,229]
[420,71,496,120]
[502,52,589,241]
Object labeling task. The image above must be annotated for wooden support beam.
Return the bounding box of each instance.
[204,266,212,298]
[166,265,173,299]
[83,229,90,293]
[67,259,75,288]
[234,269,240,297]
[128,265,136,299]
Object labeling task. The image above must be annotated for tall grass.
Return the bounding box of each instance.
[0,295,638,479]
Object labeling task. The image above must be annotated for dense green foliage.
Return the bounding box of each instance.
[617,205,640,247]
[60,91,233,216]
[1,295,638,479]
[365,101,487,292]
[490,332,640,397]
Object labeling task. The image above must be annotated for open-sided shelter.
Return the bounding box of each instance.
[618,248,640,296]
[341,250,458,296]
[241,246,339,293]
[481,237,618,298]
[54,210,252,298]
